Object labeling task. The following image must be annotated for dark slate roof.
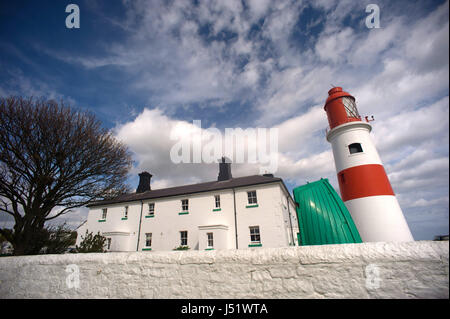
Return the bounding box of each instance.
[87,174,290,207]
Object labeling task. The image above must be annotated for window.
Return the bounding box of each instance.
[124,206,128,219]
[148,203,155,216]
[181,199,189,212]
[214,195,220,208]
[207,232,214,248]
[249,226,261,244]
[247,191,257,205]
[145,233,152,247]
[180,231,188,246]
[342,97,360,119]
[101,208,107,220]
[106,238,111,250]
[348,143,363,154]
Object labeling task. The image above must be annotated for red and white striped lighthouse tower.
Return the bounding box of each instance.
[324,87,414,242]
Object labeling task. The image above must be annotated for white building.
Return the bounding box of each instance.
[77,159,299,252]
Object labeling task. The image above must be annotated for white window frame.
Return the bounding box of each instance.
[247,191,258,205]
[249,226,261,244]
[180,231,188,246]
[145,233,152,247]
[181,199,189,212]
[214,195,220,208]
[148,203,155,216]
[101,208,107,220]
[207,232,214,248]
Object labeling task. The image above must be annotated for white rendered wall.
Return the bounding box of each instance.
[281,191,299,246]
[80,182,295,252]
[138,190,237,251]
[84,202,142,252]
[198,225,228,250]
[0,241,447,299]
[233,184,293,249]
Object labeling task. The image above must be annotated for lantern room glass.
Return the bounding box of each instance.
[342,97,360,119]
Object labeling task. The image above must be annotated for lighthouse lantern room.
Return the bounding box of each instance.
[324,87,414,242]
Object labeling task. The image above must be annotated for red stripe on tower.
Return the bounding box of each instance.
[337,164,394,201]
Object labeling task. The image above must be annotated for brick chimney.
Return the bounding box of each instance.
[136,171,152,193]
[218,157,232,181]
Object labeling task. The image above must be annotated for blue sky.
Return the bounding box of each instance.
[1,0,448,240]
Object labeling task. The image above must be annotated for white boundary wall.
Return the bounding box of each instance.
[0,241,448,299]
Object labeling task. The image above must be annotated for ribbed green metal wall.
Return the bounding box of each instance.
[293,178,362,245]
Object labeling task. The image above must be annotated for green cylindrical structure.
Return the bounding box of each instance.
[293,178,362,246]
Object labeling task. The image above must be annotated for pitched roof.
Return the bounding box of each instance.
[87,174,290,207]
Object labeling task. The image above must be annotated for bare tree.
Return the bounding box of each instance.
[0,96,132,255]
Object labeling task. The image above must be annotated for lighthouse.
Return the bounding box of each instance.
[324,87,414,242]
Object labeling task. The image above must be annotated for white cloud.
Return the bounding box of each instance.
[405,197,449,209]
[112,103,334,190]
[0,67,76,105]
[373,96,449,155]
[255,66,335,125]
[247,0,271,20]
[275,105,327,155]
[114,108,252,187]
[402,0,449,73]
[348,20,402,66]
[315,27,356,63]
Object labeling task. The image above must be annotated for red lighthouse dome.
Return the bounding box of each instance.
[324,87,361,130]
